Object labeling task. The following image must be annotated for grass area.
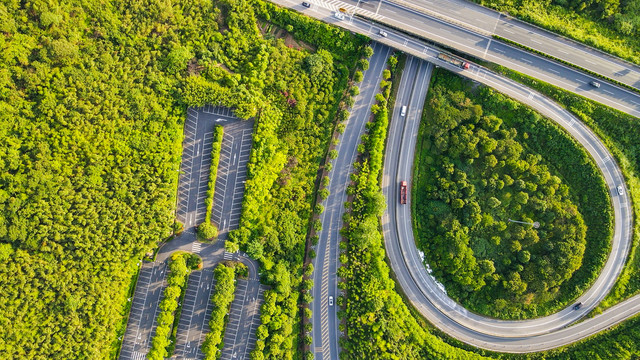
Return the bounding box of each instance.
[413,68,612,319]
[473,0,640,65]
[486,64,640,312]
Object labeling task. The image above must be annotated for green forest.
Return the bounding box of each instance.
[333,67,640,359]
[474,0,640,64]
[0,0,365,358]
[414,70,611,318]
[488,65,640,313]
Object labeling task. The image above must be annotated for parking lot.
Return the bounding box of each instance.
[120,106,260,360]
[209,122,253,239]
[118,261,167,360]
[220,279,267,360]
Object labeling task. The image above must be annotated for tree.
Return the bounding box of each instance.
[198,222,218,241]
[353,71,364,82]
[225,240,240,253]
[363,45,374,58]
[165,44,193,74]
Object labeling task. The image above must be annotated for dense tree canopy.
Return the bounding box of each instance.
[0,0,365,358]
[414,71,612,318]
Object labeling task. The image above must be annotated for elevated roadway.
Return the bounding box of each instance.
[269,0,636,354]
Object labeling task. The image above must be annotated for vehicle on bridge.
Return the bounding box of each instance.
[437,52,470,70]
[400,181,407,204]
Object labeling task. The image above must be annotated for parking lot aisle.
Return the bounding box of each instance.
[174,271,202,358]
[220,279,249,359]
[118,262,166,360]
[193,131,214,226]
[239,285,267,360]
[212,133,233,230]
[227,129,253,231]
[176,109,199,225]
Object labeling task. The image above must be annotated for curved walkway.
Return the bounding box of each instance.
[382,56,633,351]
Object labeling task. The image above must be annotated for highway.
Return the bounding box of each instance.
[311,42,391,360]
[304,0,640,118]
[269,0,636,354]
[382,59,634,351]
[384,0,640,90]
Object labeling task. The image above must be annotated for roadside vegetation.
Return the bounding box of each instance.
[180,0,368,359]
[413,69,612,319]
[147,252,201,360]
[338,56,488,359]
[0,0,364,358]
[487,65,640,313]
[198,125,224,242]
[473,0,640,65]
[201,262,237,360]
[334,67,639,360]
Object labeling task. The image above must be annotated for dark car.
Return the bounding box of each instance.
[589,80,601,88]
[302,2,311,7]
[573,302,582,310]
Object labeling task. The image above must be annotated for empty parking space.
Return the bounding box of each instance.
[174,271,203,359]
[206,120,253,239]
[220,280,266,360]
[118,262,167,360]
[123,106,257,360]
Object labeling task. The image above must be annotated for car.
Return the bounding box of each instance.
[573,302,582,310]
[589,80,601,88]
[379,29,388,37]
[617,185,625,196]
[400,105,407,117]
[329,296,334,306]
[334,12,345,20]
[302,1,311,7]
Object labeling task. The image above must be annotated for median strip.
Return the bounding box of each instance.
[201,263,237,360]
[147,252,201,360]
[198,125,224,242]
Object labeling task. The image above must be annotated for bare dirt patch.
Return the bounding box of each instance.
[258,21,316,52]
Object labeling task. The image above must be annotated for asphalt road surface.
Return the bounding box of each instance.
[119,107,263,360]
[311,42,391,360]
[385,0,640,90]
[268,0,635,353]
[296,0,640,118]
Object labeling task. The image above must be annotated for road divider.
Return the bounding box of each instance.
[198,125,224,242]
[201,263,237,360]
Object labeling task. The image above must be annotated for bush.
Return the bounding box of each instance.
[205,125,224,223]
[197,222,219,241]
[358,59,369,71]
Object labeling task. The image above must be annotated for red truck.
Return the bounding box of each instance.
[437,53,470,70]
[400,181,407,204]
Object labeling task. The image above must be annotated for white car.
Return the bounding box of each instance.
[617,185,624,196]
[379,29,388,37]
[329,296,334,306]
[334,12,345,20]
